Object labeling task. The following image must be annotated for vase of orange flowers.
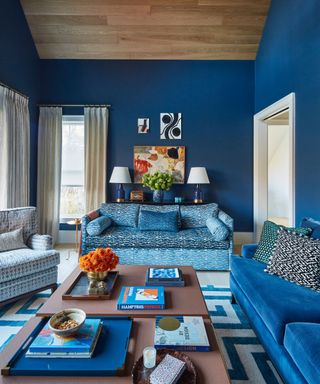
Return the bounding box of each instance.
[79,248,119,293]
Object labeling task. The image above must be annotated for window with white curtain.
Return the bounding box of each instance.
[60,115,85,220]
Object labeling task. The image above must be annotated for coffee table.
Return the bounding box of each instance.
[0,317,230,383]
[0,265,231,383]
[37,265,210,318]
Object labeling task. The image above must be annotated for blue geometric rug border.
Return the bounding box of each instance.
[202,284,283,383]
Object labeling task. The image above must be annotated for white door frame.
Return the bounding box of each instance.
[253,93,296,241]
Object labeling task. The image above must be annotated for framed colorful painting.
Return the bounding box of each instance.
[134,146,185,184]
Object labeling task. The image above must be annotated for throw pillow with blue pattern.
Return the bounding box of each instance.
[138,209,178,232]
[206,217,229,241]
[140,205,181,228]
[180,203,218,228]
[100,203,139,227]
[253,221,312,264]
[87,216,112,236]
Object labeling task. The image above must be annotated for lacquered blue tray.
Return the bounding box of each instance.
[4,317,132,376]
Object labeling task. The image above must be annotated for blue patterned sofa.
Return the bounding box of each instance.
[0,207,60,305]
[81,203,233,270]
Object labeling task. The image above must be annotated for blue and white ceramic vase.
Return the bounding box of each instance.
[153,190,164,203]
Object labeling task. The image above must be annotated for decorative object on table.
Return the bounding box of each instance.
[142,171,174,202]
[27,318,102,358]
[138,118,150,133]
[79,248,119,294]
[146,268,185,287]
[150,353,186,384]
[134,146,185,184]
[48,308,86,337]
[62,270,119,300]
[109,166,132,202]
[143,346,157,369]
[117,286,165,310]
[160,113,182,140]
[130,190,145,202]
[4,317,133,376]
[132,349,196,384]
[174,196,183,203]
[154,316,210,351]
[187,167,210,204]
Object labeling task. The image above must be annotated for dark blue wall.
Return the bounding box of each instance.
[0,0,40,205]
[40,60,254,231]
[255,0,320,224]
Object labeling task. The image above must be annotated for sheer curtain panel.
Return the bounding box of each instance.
[84,107,108,212]
[37,107,62,244]
[0,86,30,209]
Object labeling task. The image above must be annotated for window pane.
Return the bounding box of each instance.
[60,116,85,219]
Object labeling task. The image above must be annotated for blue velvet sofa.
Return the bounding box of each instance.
[230,245,320,384]
[81,202,233,270]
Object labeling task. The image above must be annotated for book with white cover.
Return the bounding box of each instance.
[154,316,211,352]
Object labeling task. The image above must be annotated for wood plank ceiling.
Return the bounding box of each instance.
[20,0,271,60]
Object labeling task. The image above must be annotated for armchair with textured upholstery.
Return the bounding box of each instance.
[0,207,60,305]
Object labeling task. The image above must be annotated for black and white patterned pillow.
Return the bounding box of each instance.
[266,229,320,291]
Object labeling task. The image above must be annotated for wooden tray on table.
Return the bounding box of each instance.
[62,271,119,300]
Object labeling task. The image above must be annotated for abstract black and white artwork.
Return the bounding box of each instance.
[160,113,182,140]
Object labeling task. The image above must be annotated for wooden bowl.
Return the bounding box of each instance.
[132,349,197,384]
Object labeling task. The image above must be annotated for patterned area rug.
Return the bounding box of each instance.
[0,292,50,352]
[202,284,283,384]
[0,286,283,383]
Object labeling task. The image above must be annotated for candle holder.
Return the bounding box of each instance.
[143,346,156,369]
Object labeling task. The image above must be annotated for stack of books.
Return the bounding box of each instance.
[117,286,165,310]
[146,268,185,287]
[154,316,211,352]
[26,319,102,358]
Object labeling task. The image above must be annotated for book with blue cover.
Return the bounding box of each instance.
[26,319,102,358]
[117,286,165,310]
[148,268,181,281]
[146,268,185,287]
[154,316,211,352]
[6,317,133,376]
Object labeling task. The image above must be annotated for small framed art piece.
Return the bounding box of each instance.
[160,113,182,139]
[130,190,144,202]
[138,118,150,134]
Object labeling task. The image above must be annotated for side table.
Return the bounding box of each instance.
[66,218,82,259]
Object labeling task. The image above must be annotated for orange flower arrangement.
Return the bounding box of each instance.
[79,248,119,273]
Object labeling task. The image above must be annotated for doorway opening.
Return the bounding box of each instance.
[253,93,295,241]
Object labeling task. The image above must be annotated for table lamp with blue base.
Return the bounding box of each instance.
[109,166,132,202]
[187,167,210,204]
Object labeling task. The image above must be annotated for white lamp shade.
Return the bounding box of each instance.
[187,167,210,184]
[109,167,132,184]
